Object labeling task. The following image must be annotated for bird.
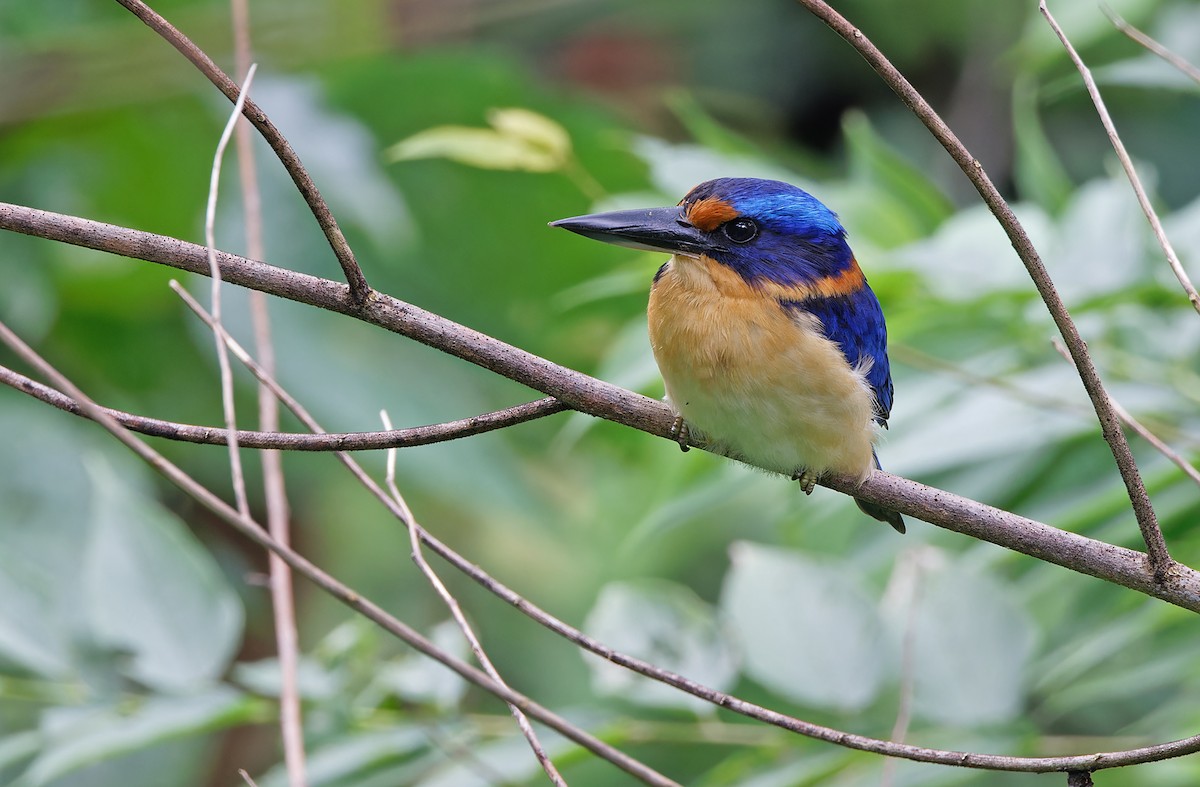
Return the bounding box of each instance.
[551,177,904,532]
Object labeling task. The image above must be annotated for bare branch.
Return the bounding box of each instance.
[0,318,680,787]
[1042,1,1200,319]
[793,0,1171,577]
[3,204,1200,614]
[381,410,566,785]
[111,0,371,303]
[1104,5,1200,85]
[0,365,566,450]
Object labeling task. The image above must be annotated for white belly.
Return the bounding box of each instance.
[648,255,877,481]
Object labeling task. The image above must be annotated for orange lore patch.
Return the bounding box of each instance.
[684,196,740,232]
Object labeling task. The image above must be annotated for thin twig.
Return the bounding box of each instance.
[0,318,677,787]
[380,411,567,786]
[239,769,260,787]
[112,0,371,304]
[205,62,256,517]
[794,0,1172,578]
[0,366,566,450]
[1042,1,1200,320]
[1104,5,1200,85]
[1052,339,1200,489]
[4,205,1200,613]
[228,1,306,783]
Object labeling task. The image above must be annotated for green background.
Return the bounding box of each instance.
[2,0,1200,784]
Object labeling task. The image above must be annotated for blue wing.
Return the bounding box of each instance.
[783,284,893,425]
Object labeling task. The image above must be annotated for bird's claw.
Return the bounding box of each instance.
[669,415,691,452]
[792,469,817,494]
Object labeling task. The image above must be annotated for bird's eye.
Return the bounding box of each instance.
[722,218,758,244]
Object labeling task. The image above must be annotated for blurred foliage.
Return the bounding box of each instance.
[1,0,1200,785]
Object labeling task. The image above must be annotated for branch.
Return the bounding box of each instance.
[3,203,1200,614]
[111,0,370,304]
[793,0,1171,577]
[0,361,567,450]
[0,318,679,787]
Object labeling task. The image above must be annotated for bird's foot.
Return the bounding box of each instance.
[669,415,691,452]
[791,468,817,494]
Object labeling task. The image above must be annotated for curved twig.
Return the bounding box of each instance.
[3,204,1200,616]
[0,364,566,450]
[111,0,371,304]
[792,0,1172,577]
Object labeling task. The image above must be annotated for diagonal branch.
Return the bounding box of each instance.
[111,0,371,304]
[793,0,1172,578]
[3,204,1200,617]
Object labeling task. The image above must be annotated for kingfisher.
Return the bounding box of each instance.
[552,177,904,532]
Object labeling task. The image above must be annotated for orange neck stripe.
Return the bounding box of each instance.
[753,258,866,302]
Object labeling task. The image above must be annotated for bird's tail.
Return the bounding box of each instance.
[855,450,905,534]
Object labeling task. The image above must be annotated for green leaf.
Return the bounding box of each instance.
[720,543,886,711]
[0,409,127,678]
[583,579,738,713]
[1012,74,1073,214]
[12,688,254,787]
[254,727,428,787]
[842,111,953,241]
[631,136,800,200]
[385,107,571,172]
[81,457,244,691]
[370,620,468,710]
[909,563,1036,725]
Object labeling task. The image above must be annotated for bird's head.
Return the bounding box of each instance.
[551,177,855,289]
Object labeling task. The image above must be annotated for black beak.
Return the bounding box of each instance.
[550,206,721,257]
